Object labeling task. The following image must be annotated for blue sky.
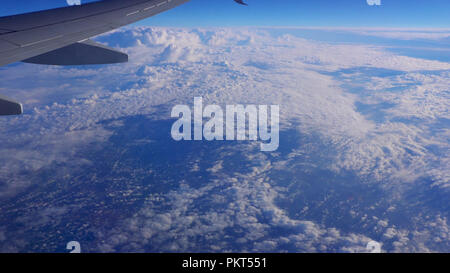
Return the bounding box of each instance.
[1,0,450,28]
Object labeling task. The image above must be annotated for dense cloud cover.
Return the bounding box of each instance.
[0,27,448,252]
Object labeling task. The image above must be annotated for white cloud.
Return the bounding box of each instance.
[97,160,374,252]
[66,0,81,6]
[367,0,381,6]
[0,27,448,252]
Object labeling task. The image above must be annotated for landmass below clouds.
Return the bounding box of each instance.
[0,27,448,252]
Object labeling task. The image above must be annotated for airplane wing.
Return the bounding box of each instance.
[0,0,189,67]
[0,0,190,115]
[0,0,246,115]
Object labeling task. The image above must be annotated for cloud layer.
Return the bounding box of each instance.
[0,27,448,252]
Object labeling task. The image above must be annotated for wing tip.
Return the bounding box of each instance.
[0,95,23,116]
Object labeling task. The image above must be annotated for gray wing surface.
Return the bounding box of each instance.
[22,39,129,65]
[0,0,189,67]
